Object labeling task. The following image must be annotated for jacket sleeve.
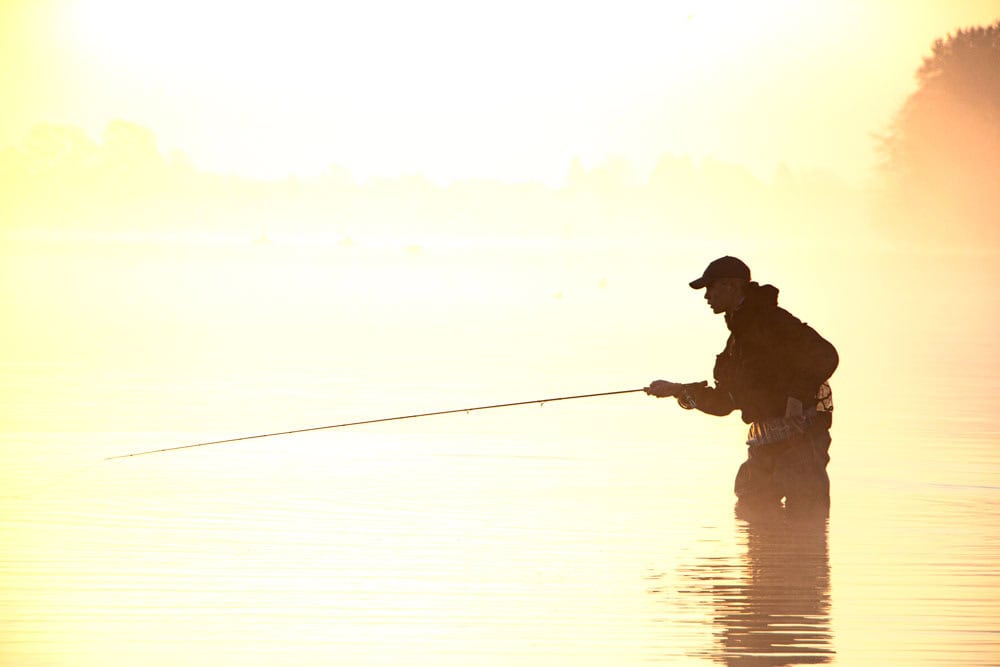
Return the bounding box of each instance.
[680,381,736,416]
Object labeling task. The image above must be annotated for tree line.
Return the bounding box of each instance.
[3,20,996,247]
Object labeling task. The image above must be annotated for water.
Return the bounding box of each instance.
[2,238,998,665]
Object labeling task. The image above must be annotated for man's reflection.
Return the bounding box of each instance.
[672,506,834,665]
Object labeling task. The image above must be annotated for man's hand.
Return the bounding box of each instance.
[644,380,684,398]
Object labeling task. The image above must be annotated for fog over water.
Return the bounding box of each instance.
[2,5,999,664]
[2,202,998,664]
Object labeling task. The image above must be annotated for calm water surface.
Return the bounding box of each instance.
[2,241,998,665]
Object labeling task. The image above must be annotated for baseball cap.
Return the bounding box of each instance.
[689,256,751,289]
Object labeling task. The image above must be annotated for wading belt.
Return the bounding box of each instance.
[746,383,833,449]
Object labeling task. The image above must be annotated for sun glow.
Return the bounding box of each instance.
[62,0,867,184]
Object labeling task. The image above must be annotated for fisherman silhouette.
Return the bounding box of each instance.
[646,257,838,511]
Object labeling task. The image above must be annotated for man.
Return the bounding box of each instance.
[645,256,838,511]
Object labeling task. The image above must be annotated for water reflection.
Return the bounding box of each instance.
[661,507,833,665]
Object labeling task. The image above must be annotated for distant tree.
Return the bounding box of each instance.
[879,20,1000,244]
[23,124,100,172]
[103,119,162,169]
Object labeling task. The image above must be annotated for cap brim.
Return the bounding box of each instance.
[689,277,710,289]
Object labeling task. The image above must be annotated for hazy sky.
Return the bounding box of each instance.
[2,0,997,184]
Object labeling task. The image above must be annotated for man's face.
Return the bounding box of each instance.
[703,278,743,314]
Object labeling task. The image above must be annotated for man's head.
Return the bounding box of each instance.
[689,256,751,314]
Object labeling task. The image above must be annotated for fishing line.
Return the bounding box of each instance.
[106,388,647,461]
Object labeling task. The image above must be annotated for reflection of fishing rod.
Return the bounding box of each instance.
[106,388,647,461]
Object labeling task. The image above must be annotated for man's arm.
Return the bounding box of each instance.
[645,380,735,416]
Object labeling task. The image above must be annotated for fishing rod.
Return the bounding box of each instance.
[106,387,647,461]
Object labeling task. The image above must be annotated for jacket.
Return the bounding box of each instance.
[687,282,839,424]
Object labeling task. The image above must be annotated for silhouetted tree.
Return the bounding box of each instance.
[24,124,99,172]
[879,21,1000,244]
[103,120,159,162]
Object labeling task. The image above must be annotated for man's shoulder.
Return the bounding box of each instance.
[740,299,799,324]
[771,304,806,325]
[747,304,815,341]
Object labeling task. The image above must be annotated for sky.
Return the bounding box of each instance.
[1,0,998,185]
